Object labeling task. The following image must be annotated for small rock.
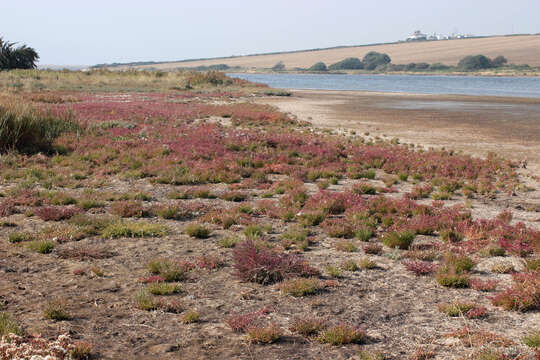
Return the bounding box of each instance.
[149,344,178,354]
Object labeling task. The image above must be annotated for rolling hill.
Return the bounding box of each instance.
[112,34,540,71]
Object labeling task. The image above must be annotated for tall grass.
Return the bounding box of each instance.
[0,96,77,153]
[0,69,266,93]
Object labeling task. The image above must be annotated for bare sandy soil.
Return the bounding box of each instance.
[127,35,540,70]
[258,90,540,176]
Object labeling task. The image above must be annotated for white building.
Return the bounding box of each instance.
[407,30,427,41]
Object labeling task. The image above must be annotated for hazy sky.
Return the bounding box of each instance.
[1,0,539,65]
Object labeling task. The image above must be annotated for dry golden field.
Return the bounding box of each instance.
[124,35,540,71]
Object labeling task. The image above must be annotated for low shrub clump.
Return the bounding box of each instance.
[135,290,158,311]
[219,236,239,248]
[233,241,319,285]
[181,310,200,324]
[226,307,271,333]
[351,182,377,195]
[438,302,486,319]
[322,219,355,238]
[440,229,464,243]
[355,227,374,242]
[243,224,264,240]
[359,258,377,269]
[78,199,106,211]
[342,260,359,272]
[110,200,146,218]
[289,317,327,336]
[324,264,342,278]
[444,254,475,273]
[102,221,169,238]
[27,240,54,254]
[43,299,71,321]
[147,259,190,282]
[403,260,438,276]
[435,254,474,288]
[279,278,323,297]
[185,223,211,238]
[8,231,33,243]
[154,204,192,220]
[364,243,383,255]
[246,324,282,344]
[382,231,415,250]
[35,206,81,221]
[219,191,247,202]
[470,278,499,292]
[523,330,540,348]
[136,291,185,313]
[0,312,23,336]
[147,283,182,295]
[435,272,470,288]
[71,341,93,360]
[281,227,310,251]
[525,258,540,272]
[407,184,433,199]
[317,323,367,345]
[334,240,358,252]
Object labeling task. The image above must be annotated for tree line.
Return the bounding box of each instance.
[297,53,511,72]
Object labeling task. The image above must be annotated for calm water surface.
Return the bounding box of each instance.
[228,73,540,98]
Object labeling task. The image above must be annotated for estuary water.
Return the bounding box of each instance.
[227,73,540,98]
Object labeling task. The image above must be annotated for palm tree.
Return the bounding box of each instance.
[0,37,39,70]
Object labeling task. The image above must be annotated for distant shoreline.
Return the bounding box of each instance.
[227,69,540,77]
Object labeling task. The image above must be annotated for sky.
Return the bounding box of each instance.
[1,0,539,66]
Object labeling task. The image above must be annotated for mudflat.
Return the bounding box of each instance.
[259,90,540,175]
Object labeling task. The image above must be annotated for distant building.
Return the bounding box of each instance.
[407,30,427,41]
[403,30,471,42]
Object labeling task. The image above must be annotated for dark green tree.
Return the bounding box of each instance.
[362,52,391,70]
[491,56,508,67]
[328,57,363,70]
[457,55,493,70]
[272,61,285,71]
[308,61,327,71]
[0,37,39,70]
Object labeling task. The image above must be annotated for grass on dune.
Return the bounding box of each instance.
[0,95,78,154]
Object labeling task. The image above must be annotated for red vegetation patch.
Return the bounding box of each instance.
[491,272,540,311]
[35,206,81,221]
[470,278,499,292]
[226,306,272,333]
[233,241,319,285]
[195,255,224,270]
[110,201,146,218]
[403,260,438,276]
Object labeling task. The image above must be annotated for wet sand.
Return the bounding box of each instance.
[259,90,540,175]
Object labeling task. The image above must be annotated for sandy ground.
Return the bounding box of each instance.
[258,90,540,177]
[126,35,540,70]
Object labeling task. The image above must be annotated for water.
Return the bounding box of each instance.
[228,73,540,98]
